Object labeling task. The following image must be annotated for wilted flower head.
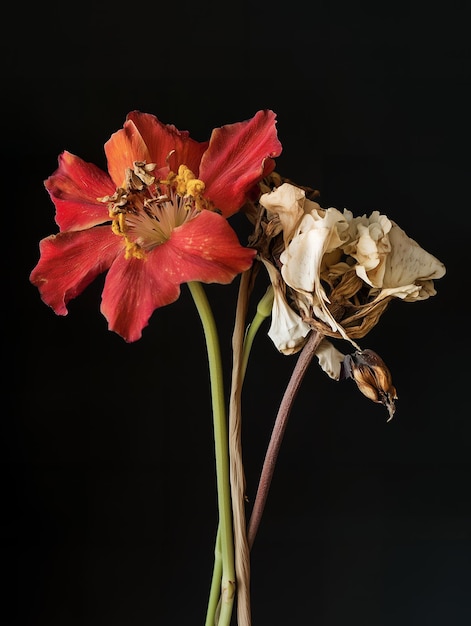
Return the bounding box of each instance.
[252,182,445,357]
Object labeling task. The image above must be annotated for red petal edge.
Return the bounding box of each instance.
[199,110,282,217]
[46,151,116,232]
[30,226,122,315]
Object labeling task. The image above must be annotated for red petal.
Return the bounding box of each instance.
[100,253,181,343]
[168,210,257,283]
[199,110,282,217]
[100,211,256,342]
[30,226,123,315]
[45,152,116,232]
[104,120,151,188]
[126,111,209,177]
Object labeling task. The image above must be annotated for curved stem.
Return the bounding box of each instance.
[228,277,274,626]
[187,281,235,626]
[241,285,274,381]
[228,269,253,626]
[247,329,323,549]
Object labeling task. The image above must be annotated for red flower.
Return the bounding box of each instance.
[30,110,282,342]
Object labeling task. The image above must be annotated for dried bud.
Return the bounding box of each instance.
[342,349,398,421]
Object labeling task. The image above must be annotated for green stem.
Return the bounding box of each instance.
[205,529,222,626]
[241,285,274,382]
[187,281,235,626]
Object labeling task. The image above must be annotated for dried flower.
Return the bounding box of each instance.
[251,182,445,370]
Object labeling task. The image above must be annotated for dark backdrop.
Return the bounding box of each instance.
[7,1,471,625]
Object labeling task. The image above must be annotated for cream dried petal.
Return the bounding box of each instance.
[343,211,392,288]
[280,208,353,342]
[262,259,311,355]
[315,339,346,380]
[259,182,322,247]
[369,282,434,304]
[413,279,438,300]
[280,208,349,293]
[382,222,446,293]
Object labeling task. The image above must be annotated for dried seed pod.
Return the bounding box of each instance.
[342,349,398,421]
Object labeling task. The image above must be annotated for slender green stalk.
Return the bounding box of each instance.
[187,281,235,626]
[241,285,274,382]
[205,529,222,626]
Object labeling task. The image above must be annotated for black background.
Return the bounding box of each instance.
[7,1,471,625]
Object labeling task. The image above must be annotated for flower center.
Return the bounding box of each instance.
[99,162,208,259]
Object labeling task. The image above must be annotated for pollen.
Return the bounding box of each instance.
[100,160,206,259]
[168,164,206,199]
[186,178,205,197]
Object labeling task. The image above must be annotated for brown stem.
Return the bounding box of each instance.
[247,329,324,549]
[228,268,255,626]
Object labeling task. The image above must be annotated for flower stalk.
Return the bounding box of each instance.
[247,328,324,549]
[227,267,275,626]
[228,269,253,626]
[187,281,235,626]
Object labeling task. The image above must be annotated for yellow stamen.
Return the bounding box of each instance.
[170,164,205,197]
[186,178,205,197]
[124,240,146,260]
[102,160,211,261]
[109,207,146,260]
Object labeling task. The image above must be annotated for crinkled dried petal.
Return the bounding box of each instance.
[368,283,426,303]
[382,222,446,294]
[280,207,352,342]
[315,339,346,380]
[280,208,349,293]
[339,297,391,337]
[259,182,322,247]
[342,211,392,288]
[262,259,311,355]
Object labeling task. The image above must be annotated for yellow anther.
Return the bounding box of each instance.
[173,179,186,195]
[173,165,193,195]
[170,164,202,196]
[161,165,205,197]
[177,164,195,182]
[186,178,206,197]
[110,211,128,237]
[124,240,146,260]
[111,215,147,260]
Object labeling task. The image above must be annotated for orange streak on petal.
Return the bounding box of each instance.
[104,120,151,188]
[126,110,209,176]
